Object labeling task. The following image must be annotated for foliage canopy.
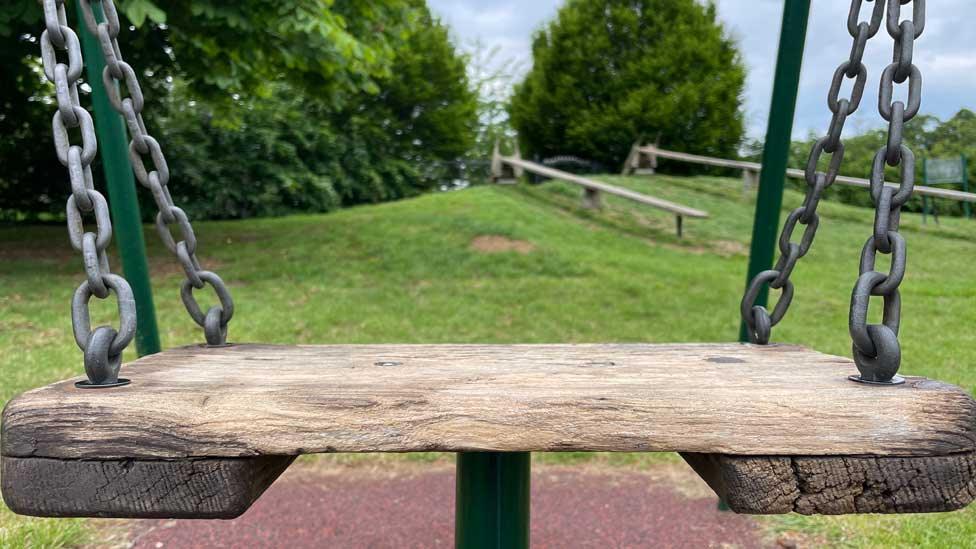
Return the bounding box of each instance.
[509,0,746,167]
[0,0,477,220]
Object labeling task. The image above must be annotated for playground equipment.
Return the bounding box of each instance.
[5,343,976,518]
[624,145,976,206]
[491,142,708,236]
[4,1,975,548]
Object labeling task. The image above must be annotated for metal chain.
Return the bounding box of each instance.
[848,0,924,384]
[78,0,234,345]
[40,0,135,387]
[741,0,886,345]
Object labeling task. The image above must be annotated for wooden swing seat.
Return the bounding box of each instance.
[3,343,975,518]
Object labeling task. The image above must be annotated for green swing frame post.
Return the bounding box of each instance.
[78,0,811,546]
[739,0,811,343]
[75,1,161,357]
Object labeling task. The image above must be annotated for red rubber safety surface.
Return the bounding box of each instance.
[128,465,765,548]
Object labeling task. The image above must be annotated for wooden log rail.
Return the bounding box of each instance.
[491,144,708,237]
[3,343,975,518]
[628,144,976,204]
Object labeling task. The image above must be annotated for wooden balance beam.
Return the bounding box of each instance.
[491,144,707,237]
[627,144,976,204]
[3,343,974,518]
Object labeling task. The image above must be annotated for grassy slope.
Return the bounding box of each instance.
[1,174,975,547]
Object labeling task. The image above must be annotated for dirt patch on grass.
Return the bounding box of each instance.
[470,235,536,254]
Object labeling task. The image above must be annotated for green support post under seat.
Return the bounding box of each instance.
[75,2,161,357]
[455,452,530,549]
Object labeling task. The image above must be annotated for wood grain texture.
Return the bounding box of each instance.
[682,452,976,514]
[4,343,974,460]
[1,455,294,518]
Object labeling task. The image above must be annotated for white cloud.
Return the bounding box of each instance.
[430,0,976,139]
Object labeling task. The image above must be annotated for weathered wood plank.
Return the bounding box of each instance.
[1,455,294,518]
[4,343,974,460]
[501,156,709,218]
[682,452,976,515]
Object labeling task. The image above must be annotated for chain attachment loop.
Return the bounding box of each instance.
[849,272,904,384]
[77,326,131,388]
[741,0,881,345]
[40,0,138,386]
[848,0,924,384]
[75,0,235,344]
[71,274,137,357]
[741,271,795,344]
[180,272,235,346]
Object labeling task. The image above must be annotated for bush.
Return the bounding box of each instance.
[157,3,477,221]
[0,1,477,221]
[509,0,746,168]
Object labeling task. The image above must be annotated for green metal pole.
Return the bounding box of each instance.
[455,452,530,549]
[962,156,970,219]
[75,2,161,357]
[738,0,811,343]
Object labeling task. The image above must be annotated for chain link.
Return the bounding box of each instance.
[78,0,235,344]
[39,0,135,386]
[741,0,885,345]
[849,0,924,384]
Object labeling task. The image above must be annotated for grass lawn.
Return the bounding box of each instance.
[1,173,975,547]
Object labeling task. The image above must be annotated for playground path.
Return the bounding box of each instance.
[125,460,771,548]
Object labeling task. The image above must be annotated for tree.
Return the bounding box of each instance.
[508,0,746,168]
[140,1,476,220]
[357,2,479,197]
[0,1,476,219]
[466,39,524,161]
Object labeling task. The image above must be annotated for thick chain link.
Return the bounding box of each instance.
[848,0,924,384]
[40,0,135,386]
[78,0,234,345]
[741,0,886,344]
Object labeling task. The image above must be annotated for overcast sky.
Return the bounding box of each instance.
[428,0,975,139]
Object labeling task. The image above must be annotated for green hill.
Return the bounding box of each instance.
[2,174,975,546]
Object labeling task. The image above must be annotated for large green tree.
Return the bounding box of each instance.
[159,2,478,219]
[509,0,746,167]
[0,0,475,219]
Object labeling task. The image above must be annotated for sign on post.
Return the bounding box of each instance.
[923,156,970,219]
[926,158,965,184]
